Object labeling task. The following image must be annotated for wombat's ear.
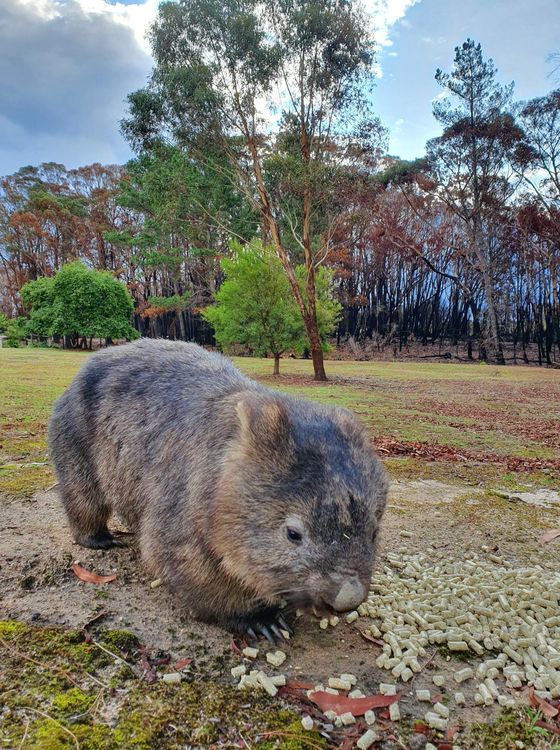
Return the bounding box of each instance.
[235,393,293,457]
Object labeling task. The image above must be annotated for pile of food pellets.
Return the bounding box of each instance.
[225,548,560,745]
[358,550,560,703]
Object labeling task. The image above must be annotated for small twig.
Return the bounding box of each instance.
[17,718,30,749]
[90,639,136,672]
[238,731,252,750]
[25,708,80,750]
[258,731,324,750]
[0,637,80,688]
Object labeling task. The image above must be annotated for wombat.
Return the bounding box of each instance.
[49,340,387,638]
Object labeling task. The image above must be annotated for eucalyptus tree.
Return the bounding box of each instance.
[121,0,383,380]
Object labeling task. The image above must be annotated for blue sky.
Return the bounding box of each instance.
[0,0,559,176]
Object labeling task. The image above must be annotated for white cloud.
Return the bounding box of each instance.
[364,0,423,49]
[75,0,158,53]
[17,0,157,53]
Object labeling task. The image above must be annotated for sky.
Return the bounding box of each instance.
[1,0,559,177]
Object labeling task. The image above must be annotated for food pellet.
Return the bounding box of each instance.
[357,729,379,749]
[416,689,431,701]
[340,712,356,726]
[266,650,286,667]
[389,703,401,721]
[379,683,397,695]
[301,716,314,731]
[242,647,258,659]
[364,709,376,725]
[328,677,352,691]
[256,671,278,697]
[231,665,246,678]
[454,667,474,683]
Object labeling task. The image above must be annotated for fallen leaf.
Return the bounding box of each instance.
[540,529,560,544]
[174,658,192,670]
[523,686,559,718]
[437,744,453,750]
[413,721,430,735]
[446,724,460,740]
[71,563,116,584]
[308,690,399,716]
[285,680,315,690]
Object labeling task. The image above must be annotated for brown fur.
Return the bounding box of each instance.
[49,340,388,634]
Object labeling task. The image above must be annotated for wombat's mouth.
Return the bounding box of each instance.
[283,592,335,618]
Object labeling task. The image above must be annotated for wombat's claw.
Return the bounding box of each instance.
[270,624,286,642]
[246,627,258,642]
[276,614,293,635]
[79,530,127,550]
[259,625,275,643]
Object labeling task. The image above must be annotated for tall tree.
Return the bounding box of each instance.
[425,39,522,363]
[121,0,382,380]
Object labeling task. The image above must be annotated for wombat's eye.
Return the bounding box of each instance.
[286,527,303,544]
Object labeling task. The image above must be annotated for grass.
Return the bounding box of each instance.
[1,347,559,497]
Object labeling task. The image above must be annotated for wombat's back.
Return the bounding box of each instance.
[49,340,254,547]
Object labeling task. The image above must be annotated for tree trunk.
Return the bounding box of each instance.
[273,353,280,376]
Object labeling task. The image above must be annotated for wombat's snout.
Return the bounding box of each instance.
[329,577,366,612]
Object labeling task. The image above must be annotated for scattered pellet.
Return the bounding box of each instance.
[301,716,314,731]
[357,729,379,749]
[266,650,286,667]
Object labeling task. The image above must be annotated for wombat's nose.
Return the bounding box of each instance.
[331,577,366,612]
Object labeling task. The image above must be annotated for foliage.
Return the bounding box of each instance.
[121,0,385,380]
[4,317,28,347]
[21,262,137,345]
[0,312,8,333]
[203,240,340,372]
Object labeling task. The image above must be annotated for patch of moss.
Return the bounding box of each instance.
[464,708,556,750]
[0,620,321,750]
[99,628,140,655]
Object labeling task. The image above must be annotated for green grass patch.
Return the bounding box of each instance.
[1,348,558,496]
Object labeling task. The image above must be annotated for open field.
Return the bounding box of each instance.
[1,348,559,498]
[1,347,560,749]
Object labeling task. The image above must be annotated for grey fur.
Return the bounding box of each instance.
[49,340,388,633]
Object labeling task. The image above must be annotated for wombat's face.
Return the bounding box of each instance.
[214,393,388,614]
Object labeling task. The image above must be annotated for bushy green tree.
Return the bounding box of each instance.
[3,317,28,347]
[203,241,340,374]
[0,312,8,333]
[21,262,138,348]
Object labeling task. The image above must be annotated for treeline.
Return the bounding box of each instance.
[0,20,559,367]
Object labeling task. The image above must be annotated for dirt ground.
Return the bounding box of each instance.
[2,476,560,748]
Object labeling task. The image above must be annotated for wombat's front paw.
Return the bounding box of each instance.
[77,529,128,550]
[231,608,293,644]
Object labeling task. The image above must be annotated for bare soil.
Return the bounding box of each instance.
[2,478,560,741]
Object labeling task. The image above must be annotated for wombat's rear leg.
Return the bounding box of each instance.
[59,479,126,550]
[54,441,125,550]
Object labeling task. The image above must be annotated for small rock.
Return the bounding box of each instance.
[408,735,428,750]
